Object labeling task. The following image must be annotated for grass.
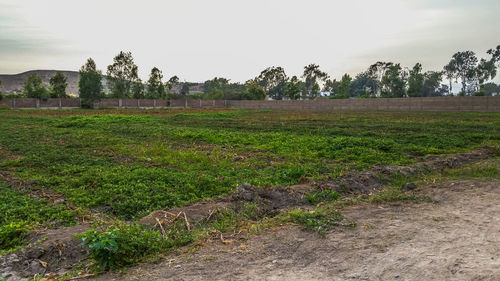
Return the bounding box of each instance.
[0,181,76,252]
[0,109,498,255]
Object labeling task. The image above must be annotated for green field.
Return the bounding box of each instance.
[0,109,499,255]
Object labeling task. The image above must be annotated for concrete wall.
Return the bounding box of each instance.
[1,97,499,111]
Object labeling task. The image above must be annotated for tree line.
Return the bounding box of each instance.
[2,45,498,105]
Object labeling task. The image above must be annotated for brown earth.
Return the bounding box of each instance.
[92,179,500,281]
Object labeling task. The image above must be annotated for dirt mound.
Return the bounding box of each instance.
[141,148,493,228]
[0,225,89,281]
[319,147,493,194]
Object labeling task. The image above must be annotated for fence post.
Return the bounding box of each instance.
[13,98,16,109]
[119,99,122,108]
[153,99,156,108]
[59,98,62,109]
[184,98,187,108]
[137,99,140,108]
[36,99,40,108]
[199,99,202,108]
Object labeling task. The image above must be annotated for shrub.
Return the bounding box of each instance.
[77,222,192,270]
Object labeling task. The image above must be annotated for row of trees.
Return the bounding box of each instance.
[196,45,500,100]
[4,45,499,104]
[16,71,69,100]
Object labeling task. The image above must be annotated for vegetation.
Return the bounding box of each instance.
[0,109,498,265]
[77,221,191,270]
[23,74,49,100]
[79,58,104,108]
[49,71,68,98]
[0,181,76,252]
[106,51,140,98]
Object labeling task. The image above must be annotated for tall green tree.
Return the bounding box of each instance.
[49,71,68,98]
[131,79,144,99]
[23,74,49,99]
[323,79,340,96]
[407,63,425,97]
[449,51,478,95]
[443,60,456,95]
[284,76,303,100]
[180,83,190,96]
[79,58,103,107]
[106,51,140,98]
[243,80,266,100]
[380,64,406,98]
[423,71,443,97]
[166,75,179,94]
[337,74,352,98]
[255,66,288,100]
[145,67,165,99]
[350,73,378,98]
[302,64,329,99]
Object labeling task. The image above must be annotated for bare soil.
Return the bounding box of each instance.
[93,179,500,281]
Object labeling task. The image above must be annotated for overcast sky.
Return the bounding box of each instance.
[1,0,499,82]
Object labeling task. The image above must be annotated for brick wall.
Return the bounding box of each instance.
[1,97,499,111]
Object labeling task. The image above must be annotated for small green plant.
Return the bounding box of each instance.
[287,209,355,236]
[306,189,340,204]
[77,221,192,271]
[369,186,428,204]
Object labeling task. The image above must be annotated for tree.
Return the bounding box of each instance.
[131,80,144,99]
[23,74,49,99]
[350,73,378,98]
[443,60,456,95]
[407,63,425,97]
[243,80,266,100]
[255,66,288,100]
[284,76,303,100]
[49,71,68,98]
[423,71,443,97]
[380,63,406,98]
[145,67,165,99]
[302,64,329,99]
[106,51,140,98]
[180,83,190,96]
[449,51,478,95]
[323,79,340,96]
[79,58,103,108]
[339,74,352,98]
[166,76,179,93]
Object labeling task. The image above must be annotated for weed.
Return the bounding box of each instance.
[286,209,356,236]
[306,189,340,204]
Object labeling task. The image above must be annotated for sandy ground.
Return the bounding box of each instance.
[91,179,500,281]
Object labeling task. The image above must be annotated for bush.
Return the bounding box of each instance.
[77,222,192,270]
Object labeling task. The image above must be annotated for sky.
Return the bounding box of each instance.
[0,0,499,83]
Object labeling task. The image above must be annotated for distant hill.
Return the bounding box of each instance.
[0,70,203,96]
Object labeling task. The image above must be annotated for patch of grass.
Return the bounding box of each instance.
[443,162,499,179]
[305,189,340,204]
[285,209,356,236]
[369,186,430,204]
[0,182,76,252]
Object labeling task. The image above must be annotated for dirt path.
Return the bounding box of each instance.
[93,179,500,281]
